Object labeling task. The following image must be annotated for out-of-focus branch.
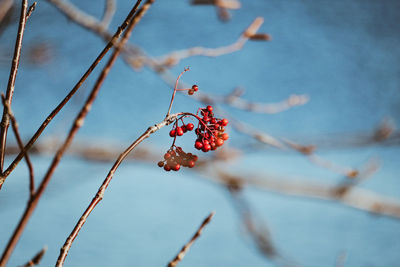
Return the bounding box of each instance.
[101,0,115,28]
[20,246,47,267]
[191,0,241,21]
[167,212,215,267]
[156,17,270,68]
[1,94,35,197]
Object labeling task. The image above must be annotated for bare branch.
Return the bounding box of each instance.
[0,0,28,173]
[167,212,215,267]
[1,94,35,197]
[101,0,116,28]
[0,1,144,265]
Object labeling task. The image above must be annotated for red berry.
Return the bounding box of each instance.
[172,164,180,171]
[188,89,194,95]
[210,142,216,150]
[202,144,211,152]
[221,133,229,141]
[216,138,224,147]
[169,129,176,137]
[176,127,184,136]
[164,165,171,171]
[195,141,203,150]
[181,125,187,133]
[188,160,195,168]
[164,153,171,160]
[211,118,217,124]
[207,105,213,112]
[192,155,198,161]
[221,118,229,126]
[203,140,210,145]
[158,161,164,167]
[192,85,199,91]
[186,123,194,131]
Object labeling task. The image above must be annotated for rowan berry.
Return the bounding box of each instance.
[164,153,171,160]
[216,138,224,147]
[172,164,181,171]
[195,141,203,150]
[192,85,198,91]
[221,133,229,140]
[158,161,164,167]
[176,127,184,136]
[169,129,176,137]
[188,160,195,168]
[202,144,211,152]
[188,89,194,95]
[164,165,171,171]
[207,105,213,112]
[186,123,194,131]
[220,118,229,126]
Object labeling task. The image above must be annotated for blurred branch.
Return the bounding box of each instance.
[191,0,241,21]
[101,0,115,28]
[167,212,215,267]
[20,246,47,267]
[155,17,270,68]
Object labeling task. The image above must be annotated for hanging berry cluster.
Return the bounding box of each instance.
[194,105,229,152]
[159,68,229,172]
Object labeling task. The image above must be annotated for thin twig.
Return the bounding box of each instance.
[0,0,28,173]
[0,1,144,266]
[167,212,215,267]
[1,94,35,197]
[25,2,37,19]
[20,246,47,267]
[0,0,143,188]
[56,115,174,267]
[166,68,190,117]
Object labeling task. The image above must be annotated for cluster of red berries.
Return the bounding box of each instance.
[169,122,194,137]
[158,147,198,171]
[194,105,229,152]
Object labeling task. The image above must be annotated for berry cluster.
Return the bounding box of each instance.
[158,147,198,171]
[169,122,194,137]
[194,105,229,152]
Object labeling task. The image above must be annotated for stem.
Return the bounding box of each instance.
[56,112,175,267]
[0,0,28,172]
[0,1,145,266]
[0,0,143,189]
[166,68,189,117]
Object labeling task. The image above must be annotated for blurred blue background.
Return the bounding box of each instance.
[0,0,399,266]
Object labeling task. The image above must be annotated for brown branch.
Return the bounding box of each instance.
[56,115,175,266]
[0,0,143,189]
[20,246,47,267]
[1,94,35,197]
[25,2,36,19]
[167,212,215,267]
[0,0,28,173]
[0,1,144,265]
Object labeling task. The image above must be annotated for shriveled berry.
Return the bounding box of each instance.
[216,138,224,147]
[158,161,164,167]
[186,123,194,131]
[188,89,194,95]
[221,118,229,126]
[169,129,176,137]
[192,84,199,91]
[188,160,195,168]
[195,141,203,150]
[164,165,171,171]
[172,164,181,171]
[207,105,213,112]
[176,127,184,136]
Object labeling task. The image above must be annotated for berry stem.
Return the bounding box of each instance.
[166,68,189,117]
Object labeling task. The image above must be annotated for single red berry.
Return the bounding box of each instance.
[211,118,217,124]
[188,89,194,95]
[221,118,229,126]
[203,139,210,145]
[158,161,164,167]
[221,133,229,141]
[210,142,216,150]
[164,165,171,171]
[192,155,198,162]
[169,129,176,137]
[188,160,195,168]
[164,153,171,160]
[216,138,224,147]
[181,125,187,133]
[186,123,194,131]
[172,164,181,171]
[176,127,184,136]
[192,85,199,91]
[207,105,213,112]
[202,144,211,152]
[195,141,203,150]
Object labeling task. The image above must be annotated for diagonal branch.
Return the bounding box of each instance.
[167,212,215,267]
[0,0,29,173]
